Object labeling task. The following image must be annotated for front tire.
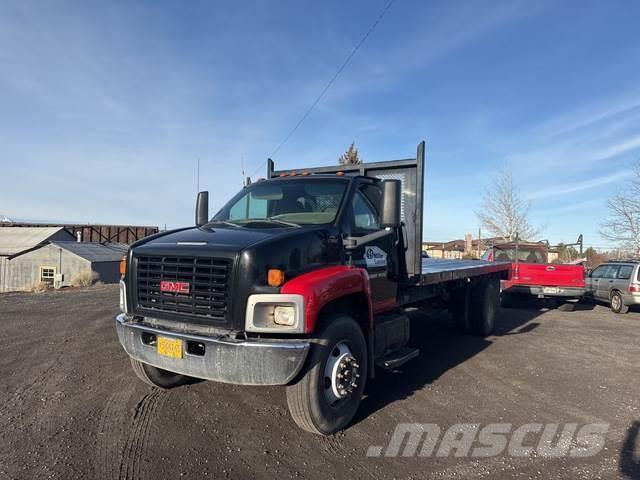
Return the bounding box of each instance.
[610,291,630,314]
[130,358,193,389]
[286,315,367,435]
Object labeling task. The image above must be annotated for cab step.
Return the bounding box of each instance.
[376,347,420,370]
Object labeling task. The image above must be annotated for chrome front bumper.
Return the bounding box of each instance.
[115,314,310,386]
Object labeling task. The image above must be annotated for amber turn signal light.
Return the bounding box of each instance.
[120,256,127,277]
[267,268,285,287]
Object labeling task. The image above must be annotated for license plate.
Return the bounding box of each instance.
[157,336,183,359]
[543,287,559,294]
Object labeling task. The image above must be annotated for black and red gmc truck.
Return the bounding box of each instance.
[116,142,509,434]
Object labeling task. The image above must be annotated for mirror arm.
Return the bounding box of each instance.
[344,227,393,250]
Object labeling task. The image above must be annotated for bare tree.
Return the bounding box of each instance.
[476,169,540,242]
[338,142,362,165]
[600,161,640,256]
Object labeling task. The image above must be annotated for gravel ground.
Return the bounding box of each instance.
[0,285,638,479]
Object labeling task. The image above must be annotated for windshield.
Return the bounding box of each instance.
[212,179,348,226]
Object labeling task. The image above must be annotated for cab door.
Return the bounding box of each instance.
[346,181,398,311]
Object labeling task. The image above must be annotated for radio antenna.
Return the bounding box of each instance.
[196,157,200,193]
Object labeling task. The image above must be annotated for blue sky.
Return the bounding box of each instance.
[1,0,639,249]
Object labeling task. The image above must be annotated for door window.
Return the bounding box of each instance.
[601,265,620,279]
[351,184,381,232]
[590,266,605,278]
[617,265,633,280]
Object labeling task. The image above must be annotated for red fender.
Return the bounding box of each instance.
[280,266,373,333]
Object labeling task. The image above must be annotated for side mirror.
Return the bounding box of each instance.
[196,191,209,227]
[381,179,401,228]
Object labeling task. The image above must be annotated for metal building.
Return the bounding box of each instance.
[0,223,158,244]
[0,227,128,292]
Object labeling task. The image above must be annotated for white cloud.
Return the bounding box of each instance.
[592,136,640,161]
[524,170,630,200]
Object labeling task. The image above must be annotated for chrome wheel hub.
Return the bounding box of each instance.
[324,342,360,405]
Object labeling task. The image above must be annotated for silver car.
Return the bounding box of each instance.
[585,261,640,313]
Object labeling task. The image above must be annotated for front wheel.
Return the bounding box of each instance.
[610,291,630,314]
[130,358,194,389]
[286,315,367,435]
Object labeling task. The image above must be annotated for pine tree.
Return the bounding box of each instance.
[338,143,362,165]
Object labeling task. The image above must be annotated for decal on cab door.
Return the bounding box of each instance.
[365,245,387,269]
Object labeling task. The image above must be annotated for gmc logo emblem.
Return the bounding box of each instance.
[160,281,190,294]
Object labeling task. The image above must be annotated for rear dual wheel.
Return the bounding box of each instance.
[470,280,499,336]
[286,315,367,435]
[500,292,516,309]
[452,280,498,337]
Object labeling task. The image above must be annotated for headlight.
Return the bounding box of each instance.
[274,306,296,326]
[245,294,305,333]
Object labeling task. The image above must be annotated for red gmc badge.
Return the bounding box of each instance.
[160,281,190,294]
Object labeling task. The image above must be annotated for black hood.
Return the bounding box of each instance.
[133,225,286,254]
[127,224,343,332]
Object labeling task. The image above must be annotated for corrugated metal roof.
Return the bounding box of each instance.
[51,242,129,262]
[0,227,66,256]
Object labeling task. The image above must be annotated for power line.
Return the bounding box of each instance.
[248,0,397,178]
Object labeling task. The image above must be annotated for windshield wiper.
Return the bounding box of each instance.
[265,217,301,228]
[208,220,243,228]
[240,218,301,228]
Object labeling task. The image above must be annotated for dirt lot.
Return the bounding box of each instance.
[0,285,638,479]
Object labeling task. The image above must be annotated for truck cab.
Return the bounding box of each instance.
[116,142,509,434]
